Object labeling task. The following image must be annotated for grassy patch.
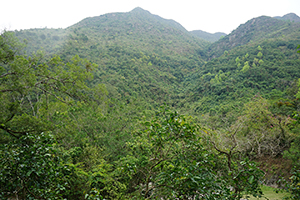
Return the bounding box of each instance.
[244,185,289,200]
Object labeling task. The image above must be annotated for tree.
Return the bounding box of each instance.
[235,56,241,67]
[117,107,265,199]
[0,30,107,199]
[257,46,262,51]
[207,121,264,199]
[0,133,69,199]
[118,107,226,199]
[234,96,294,158]
[257,51,263,58]
[241,61,250,72]
[0,31,96,139]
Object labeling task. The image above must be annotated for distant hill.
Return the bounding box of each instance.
[17,7,209,57]
[206,15,300,58]
[190,30,226,42]
[15,7,212,107]
[67,7,209,55]
[274,13,300,23]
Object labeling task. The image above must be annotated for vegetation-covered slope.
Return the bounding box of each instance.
[206,15,300,58]
[16,7,210,108]
[2,8,300,199]
[182,38,300,116]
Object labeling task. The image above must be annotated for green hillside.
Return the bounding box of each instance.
[16,7,209,109]
[183,38,300,115]
[1,8,300,199]
[207,15,300,58]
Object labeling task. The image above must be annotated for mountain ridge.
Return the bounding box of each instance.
[206,14,300,58]
[66,7,208,56]
[274,13,300,23]
[190,30,226,42]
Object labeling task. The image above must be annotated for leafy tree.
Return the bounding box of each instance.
[257,45,262,51]
[207,122,264,199]
[257,51,263,58]
[117,107,265,199]
[0,133,68,199]
[241,61,250,72]
[235,56,241,67]
[235,96,294,158]
[0,31,96,139]
[118,107,226,199]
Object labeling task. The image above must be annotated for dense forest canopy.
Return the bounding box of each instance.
[1,7,300,199]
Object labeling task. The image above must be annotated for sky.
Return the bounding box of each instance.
[1,0,300,34]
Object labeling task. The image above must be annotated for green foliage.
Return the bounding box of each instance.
[287,168,300,199]
[235,96,294,158]
[0,30,113,199]
[257,45,263,51]
[118,107,225,199]
[284,135,300,166]
[0,133,68,199]
[257,51,263,58]
[116,107,265,199]
[207,124,264,199]
[185,37,300,117]
[1,9,300,199]
[241,61,250,72]
[277,167,300,200]
[0,31,98,139]
[85,188,103,200]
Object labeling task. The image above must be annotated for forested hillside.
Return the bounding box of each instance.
[1,7,300,199]
[206,15,300,58]
[15,7,210,109]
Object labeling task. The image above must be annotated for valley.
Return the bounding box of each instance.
[1,7,300,199]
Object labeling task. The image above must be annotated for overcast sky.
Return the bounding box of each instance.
[1,0,300,34]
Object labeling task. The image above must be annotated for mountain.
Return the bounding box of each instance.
[17,7,210,57]
[13,8,300,114]
[190,30,226,42]
[15,7,210,108]
[183,13,300,114]
[206,14,300,58]
[61,7,210,104]
[274,13,300,23]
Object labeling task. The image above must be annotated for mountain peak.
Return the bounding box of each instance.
[274,13,300,23]
[131,7,150,13]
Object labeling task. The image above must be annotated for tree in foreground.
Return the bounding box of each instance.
[0,30,106,199]
[117,106,264,199]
